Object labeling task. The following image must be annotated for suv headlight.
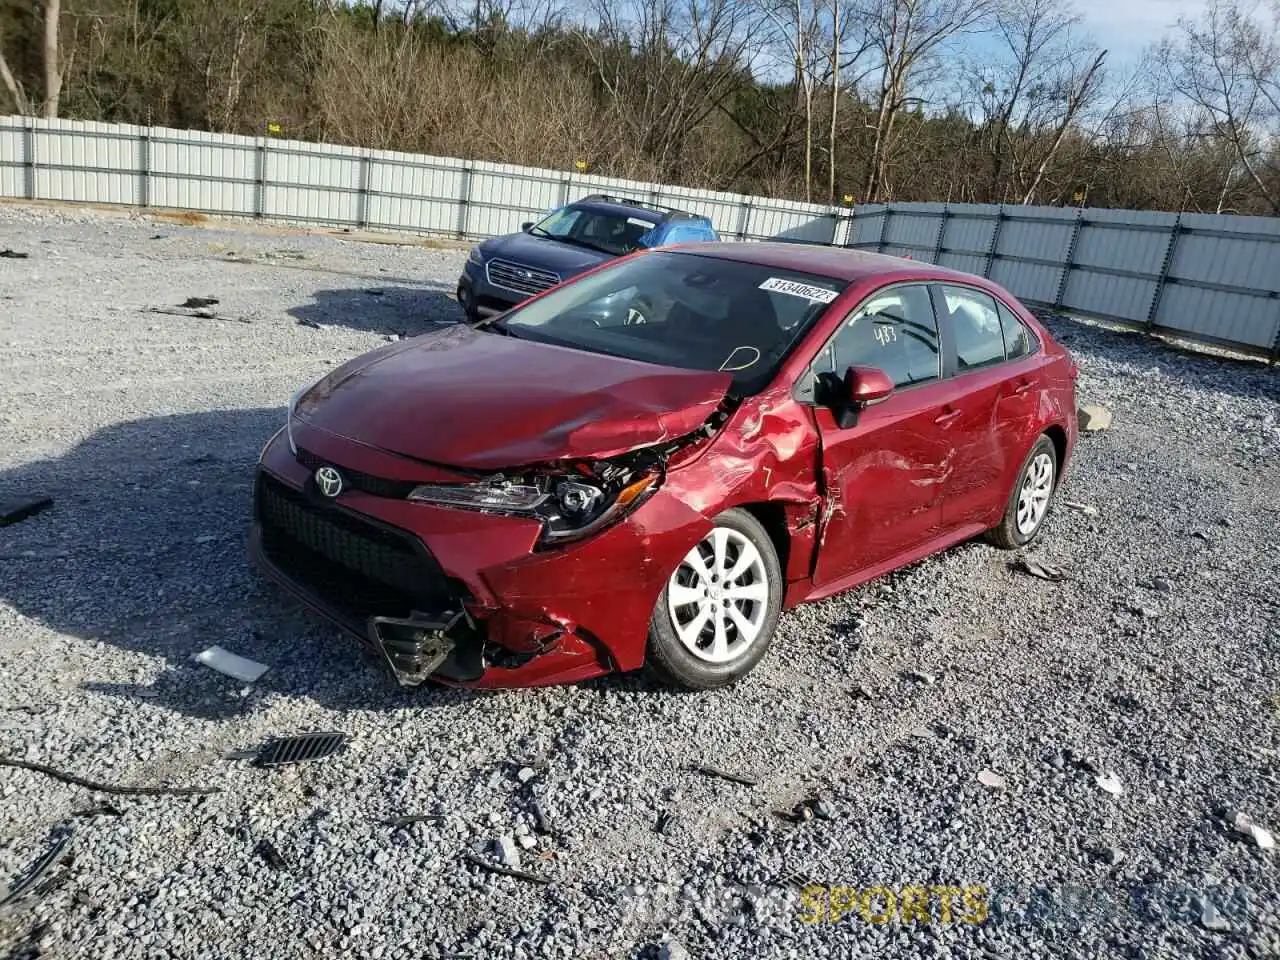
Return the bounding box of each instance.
[467,245,483,266]
[408,472,659,546]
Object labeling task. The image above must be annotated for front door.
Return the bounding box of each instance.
[798,282,955,590]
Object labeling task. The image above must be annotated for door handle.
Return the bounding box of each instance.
[933,407,962,425]
[1012,378,1033,395]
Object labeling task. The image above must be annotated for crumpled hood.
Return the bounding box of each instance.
[295,325,732,470]
[481,231,614,278]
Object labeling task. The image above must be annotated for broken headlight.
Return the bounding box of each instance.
[407,471,659,545]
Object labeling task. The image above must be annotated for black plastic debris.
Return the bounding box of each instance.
[1,832,72,908]
[0,249,28,259]
[254,838,288,870]
[1,496,53,527]
[233,731,349,768]
[692,764,758,787]
[72,802,123,819]
[462,851,550,886]
[382,814,443,828]
[296,318,322,330]
[654,811,674,835]
[180,297,219,309]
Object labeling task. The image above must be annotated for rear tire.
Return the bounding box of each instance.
[645,508,783,691]
[986,434,1058,550]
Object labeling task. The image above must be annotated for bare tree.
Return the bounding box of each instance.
[860,0,995,203]
[0,27,31,114]
[581,0,755,181]
[1157,0,1280,213]
[755,0,826,200]
[37,0,68,118]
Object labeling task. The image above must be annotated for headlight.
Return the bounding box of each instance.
[408,471,659,545]
[467,246,483,266]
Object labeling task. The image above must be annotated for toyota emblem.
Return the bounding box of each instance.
[314,465,344,498]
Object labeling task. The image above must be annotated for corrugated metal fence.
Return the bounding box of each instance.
[2,116,1278,359]
[0,116,846,245]
[851,203,1280,359]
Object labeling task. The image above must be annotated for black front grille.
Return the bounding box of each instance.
[295,449,418,499]
[256,473,456,621]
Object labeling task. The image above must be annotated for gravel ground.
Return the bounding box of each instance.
[0,202,1276,960]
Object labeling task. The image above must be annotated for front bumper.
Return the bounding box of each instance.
[456,260,524,319]
[249,426,705,689]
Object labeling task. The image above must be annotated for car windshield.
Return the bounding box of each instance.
[529,206,660,256]
[493,250,848,394]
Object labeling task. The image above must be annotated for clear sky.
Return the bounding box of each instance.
[1072,0,1205,66]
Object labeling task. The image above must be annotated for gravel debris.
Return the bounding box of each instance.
[0,204,1278,959]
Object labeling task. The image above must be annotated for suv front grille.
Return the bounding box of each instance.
[256,473,456,621]
[486,258,560,299]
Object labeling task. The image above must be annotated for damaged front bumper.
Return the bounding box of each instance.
[248,429,705,689]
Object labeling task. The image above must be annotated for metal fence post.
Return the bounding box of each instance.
[139,128,151,208]
[1055,210,1084,309]
[983,206,1004,278]
[253,138,267,219]
[1146,214,1182,329]
[876,207,890,253]
[456,163,473,239]
[735,198,752,241]
[23,121,36,200]
[841,206,856,248]
[356,154,372,230]
[932,206,949,264]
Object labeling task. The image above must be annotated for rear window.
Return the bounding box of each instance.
[497,251,848,394]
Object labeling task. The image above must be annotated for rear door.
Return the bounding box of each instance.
[931,283,1045,530]
[796,282,955,588]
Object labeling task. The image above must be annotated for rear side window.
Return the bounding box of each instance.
[812,283,941,388]
[997,302,1035,360]
[940,285,1005,371]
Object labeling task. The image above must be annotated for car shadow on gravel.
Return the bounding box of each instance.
[0,408,494,721]
[289,285,465,336]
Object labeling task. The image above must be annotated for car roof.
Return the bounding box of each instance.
[667,241,983,284]
[568,198,703,224]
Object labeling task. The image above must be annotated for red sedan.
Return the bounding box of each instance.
[251,242,1079,690]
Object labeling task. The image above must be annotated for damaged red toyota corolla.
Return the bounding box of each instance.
[250,243,1079,690]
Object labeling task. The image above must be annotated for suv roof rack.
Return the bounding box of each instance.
[576,193,699,220]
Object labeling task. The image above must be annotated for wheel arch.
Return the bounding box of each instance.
[1042,423,1068,484]
[733,501,793,580]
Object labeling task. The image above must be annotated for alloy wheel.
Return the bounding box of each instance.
[666,527,770,664]
[1016,451,1055,536]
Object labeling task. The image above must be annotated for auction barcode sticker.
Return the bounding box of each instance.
[759,277,839,303]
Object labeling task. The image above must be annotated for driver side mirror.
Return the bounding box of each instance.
[817,365,894,428]
[521,221,534,232]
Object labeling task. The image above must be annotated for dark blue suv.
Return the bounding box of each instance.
[456,194,719,321]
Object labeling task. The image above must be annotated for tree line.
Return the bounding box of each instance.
[1,0,1278,215]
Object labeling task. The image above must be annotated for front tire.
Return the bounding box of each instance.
[987,434,1058,550]
[645,508,783,690]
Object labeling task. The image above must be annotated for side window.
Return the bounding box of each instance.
[811,284,941,388]
[940,285,1005,371]
[997,302,1035,360]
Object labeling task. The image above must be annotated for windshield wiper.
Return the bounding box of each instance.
[528,226,553,238]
